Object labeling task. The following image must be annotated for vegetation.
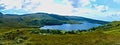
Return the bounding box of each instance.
[65,16,109,24]
[0,13,81,28]
[0,21,120,45]
[0,12,108,28]
[1,12,119,45]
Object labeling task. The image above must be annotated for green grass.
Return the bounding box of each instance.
[0,28,120,45]
[0,21,120,45]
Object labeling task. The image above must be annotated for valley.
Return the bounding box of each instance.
[1,12,120,45]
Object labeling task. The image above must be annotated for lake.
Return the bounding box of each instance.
[40,22,101,31]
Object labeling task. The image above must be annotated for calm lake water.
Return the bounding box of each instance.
[40,22,101,31]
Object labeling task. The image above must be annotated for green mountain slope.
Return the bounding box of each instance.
[65,16,109,24]
[0,12,109,28]
[0,13,73,28]
[90,21,120,31]
[0,21,120,45]
[0,12,120,45]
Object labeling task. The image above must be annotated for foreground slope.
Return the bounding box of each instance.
[0,21,120,45]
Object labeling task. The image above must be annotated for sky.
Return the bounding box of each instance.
[0,0,120,21]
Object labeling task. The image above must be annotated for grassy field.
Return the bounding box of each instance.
[0,28,120,45]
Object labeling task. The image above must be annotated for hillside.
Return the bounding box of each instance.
[0,21,120,45]
[0,12,109,28]
[65,16,109,24]
[0,13,78,28]
[89,21,120,31]
[0,12,120,45]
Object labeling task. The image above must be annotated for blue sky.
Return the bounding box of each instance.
[0,0,120,21]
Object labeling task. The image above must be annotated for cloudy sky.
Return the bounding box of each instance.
[0,0,120,21]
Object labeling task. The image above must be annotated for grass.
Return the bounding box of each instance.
[0,28,120,45]
[1,21,120,45]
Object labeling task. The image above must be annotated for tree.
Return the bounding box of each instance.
[60,30,66,34]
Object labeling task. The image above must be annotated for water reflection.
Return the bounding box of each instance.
[40,22,101,31]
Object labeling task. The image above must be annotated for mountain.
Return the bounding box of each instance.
[0,12,109,28]
[65,16,109,24]
[0,12,3,18]
[103,14,120,21]
[89,21,120,31]
[0,12,3,15]
[94,14,120,21]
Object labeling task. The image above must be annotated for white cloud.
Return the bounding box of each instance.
[27,0,74,15]
[21,0,40,10]
[95,5,109,12]
[90,0,96,2]
[0,0,74,15]
[0,0,94,15]
[80,0,91,7]
[0,0,22,9]
[74,8,96,14]
[113,0,120,4]
[116,11,120,15]
[0,0,118,18]
[0,0,120,21]
[79,0,96,7]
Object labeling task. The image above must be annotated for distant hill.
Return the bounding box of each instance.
[65,16,109,24]
[0,12,109,28]
[0,12,3,18]
[89,21,120,31]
